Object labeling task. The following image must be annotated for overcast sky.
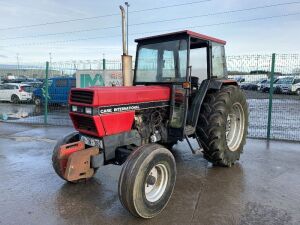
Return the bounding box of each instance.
[0,0,300,63]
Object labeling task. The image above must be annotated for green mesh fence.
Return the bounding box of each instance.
[227,55,274,140]
[227,54,300,141]
[270,54,300,141]
[1,55,300,141]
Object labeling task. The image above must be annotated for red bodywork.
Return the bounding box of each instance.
[69,86,171,137]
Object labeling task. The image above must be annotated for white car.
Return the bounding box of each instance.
[0,83,33,103]
[290,78,300,95]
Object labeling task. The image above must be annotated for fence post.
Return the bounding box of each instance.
[267,53,276,140]
[44,61,49,125]
[103,58,106,70]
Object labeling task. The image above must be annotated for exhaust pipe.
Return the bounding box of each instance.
[120,5,132,86]
[120,6,127,55]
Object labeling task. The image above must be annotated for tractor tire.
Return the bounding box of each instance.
[118,144,176,218]
[197,85,248,167]
[52,131,82,183]
[11,95,20,104]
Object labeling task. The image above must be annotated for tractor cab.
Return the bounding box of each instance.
[134,30,230,141]
[134,30,227,84]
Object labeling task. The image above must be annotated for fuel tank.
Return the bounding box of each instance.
[69,86,171,137]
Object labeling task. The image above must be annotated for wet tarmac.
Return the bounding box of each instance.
[0,123,300,225]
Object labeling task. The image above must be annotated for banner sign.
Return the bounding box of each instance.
[76,70,123,88]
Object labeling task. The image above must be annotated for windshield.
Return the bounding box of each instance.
[135,39,188,83]
[275,77,293,84]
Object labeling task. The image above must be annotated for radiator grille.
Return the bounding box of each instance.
[70,90,94,104]
[72,115,97,134]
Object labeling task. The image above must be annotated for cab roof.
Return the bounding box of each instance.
[135,30,226,45]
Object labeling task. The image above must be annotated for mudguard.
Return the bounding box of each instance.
[187,79,238,128]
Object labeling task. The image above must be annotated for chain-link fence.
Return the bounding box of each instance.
[0,59,125,126]
[227,54,300,141]
[1,55,300,141]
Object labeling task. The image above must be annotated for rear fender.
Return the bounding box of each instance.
[187,79,238,128]
[208,79,238,90]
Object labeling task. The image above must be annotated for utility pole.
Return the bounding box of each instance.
[16,53,20,77]
[49,52,52,78]
[49,52,52,64]
[125,2,130,54]
[102,53,106,70]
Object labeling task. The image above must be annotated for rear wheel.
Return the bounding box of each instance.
[118,144,176,218]
[34,97,42,106]
[296,89,300,96]
[11,95,20,104]
[197,85,248,167]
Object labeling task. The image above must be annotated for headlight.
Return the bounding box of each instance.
[85,107,92,114]
[72,105,77,112]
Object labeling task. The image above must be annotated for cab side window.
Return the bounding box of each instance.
[189,47,207,83]
[212,44,227,78]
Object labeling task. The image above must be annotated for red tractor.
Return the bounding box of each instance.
[52,30,248,218]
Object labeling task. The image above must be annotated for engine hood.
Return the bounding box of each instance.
[69,85,171,137]
[69,85,171,107]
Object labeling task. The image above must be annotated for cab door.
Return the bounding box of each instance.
[168,84,188,139]
[166,44,189,140]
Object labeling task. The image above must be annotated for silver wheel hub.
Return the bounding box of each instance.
[145,164,168,202]
[225,102,245,152]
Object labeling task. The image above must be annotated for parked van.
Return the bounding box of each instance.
[33,77,75,106]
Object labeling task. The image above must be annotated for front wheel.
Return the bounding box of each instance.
[197,85,248,167]
[118,144,176,218]
[296,89,300,96]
